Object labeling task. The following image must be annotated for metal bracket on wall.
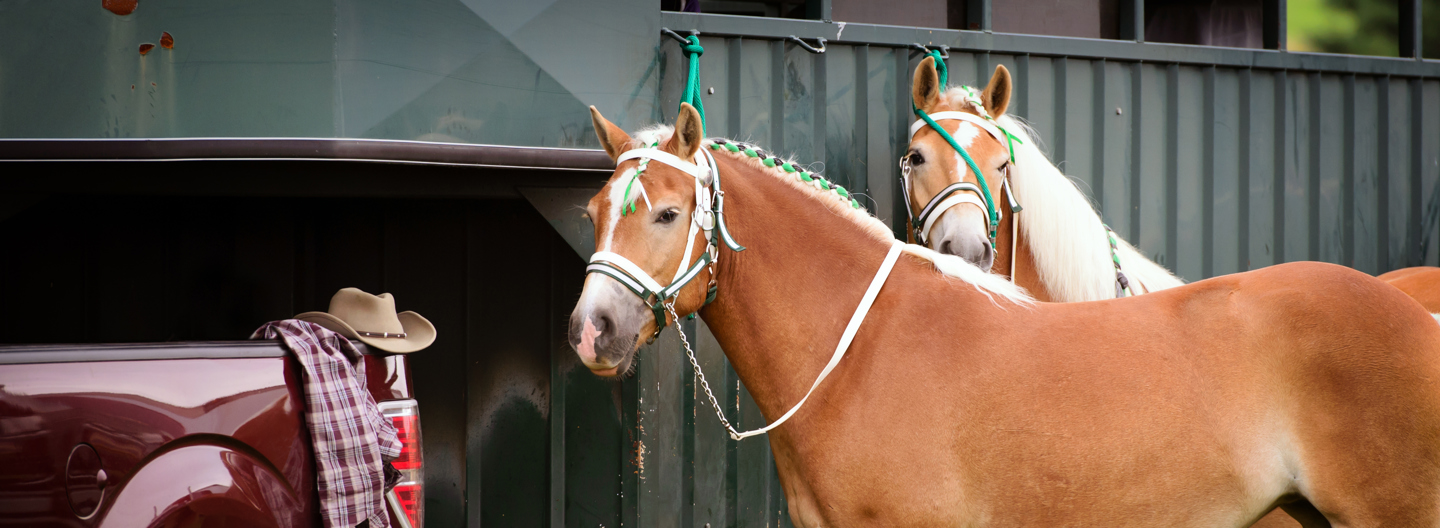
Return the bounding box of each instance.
[662,28,699,45]
[787,36,827,54]
[910,43,950,59]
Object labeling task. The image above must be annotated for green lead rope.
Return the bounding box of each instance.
[680,35,706,135]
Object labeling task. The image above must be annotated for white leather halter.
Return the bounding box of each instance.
[586,146,740,336]
[903,111,1012,245]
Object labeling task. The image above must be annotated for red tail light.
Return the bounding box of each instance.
[379,400,423,528]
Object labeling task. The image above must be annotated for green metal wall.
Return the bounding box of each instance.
[0,0,659,147]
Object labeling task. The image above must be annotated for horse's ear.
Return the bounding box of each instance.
[912,56,942,114]
[666,102,704,161]
[591,106,632,161]
[981,64,1012,118]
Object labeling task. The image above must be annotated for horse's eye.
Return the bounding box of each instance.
[909,152,925,165]
[998,161,1010,172]
[657,208,680,224]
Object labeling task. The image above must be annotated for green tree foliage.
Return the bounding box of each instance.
[1290,0,1440,57]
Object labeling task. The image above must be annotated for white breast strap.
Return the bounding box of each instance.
[590,251,665,294]
[920,193,990,242]
[910,111,1005,143]
[730,241,905,440]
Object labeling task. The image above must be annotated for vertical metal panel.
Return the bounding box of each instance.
[771,41,787,154]
[1271,70,1290,265]
[783,44,815,163]
[1352,76,1380,273]
[1424,80,1440,266]
[1024,56,1058,161]
[1246,70,1279,270]
[1174,66,1206,282]
[1166,63,1182,270]
[1101,60,1134,236]
[728,38,745,140]
[1285,73,1311,264]
[1013,55,1032,126]
[1053,58,1070,168]
[1065,60,1098,202]
[893,49,913,241]
[1386,78,1413,269]
[1138,63,1171,264]
[823,45,857,191]
[1317,75,1345,264]
[853,45,870,199]
[692,322,729,528]
[1237,69,1254,271]
[1201,66,1217,279]
[1410,79,1427,266]
[696,36,732,138]
[1128,62,1146,244]
[741,39,777,146]
[864,46,897,227]
[1210,68,1242,277]
[636,329,685,528]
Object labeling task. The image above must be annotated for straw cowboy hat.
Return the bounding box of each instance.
[296,288,436,353]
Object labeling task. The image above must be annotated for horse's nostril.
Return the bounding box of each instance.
[940,240,953,255]
[596,314,612,335]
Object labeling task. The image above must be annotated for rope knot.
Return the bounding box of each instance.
[683,36,705,57]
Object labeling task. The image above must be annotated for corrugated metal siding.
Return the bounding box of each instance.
[637,32,1440,528]
[661,39,1440,281]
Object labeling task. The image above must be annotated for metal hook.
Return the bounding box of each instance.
[787,36,827,54]
[662,28,699,45]
[910,43,950,59]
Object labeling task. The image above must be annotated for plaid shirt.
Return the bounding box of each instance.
[252,320,402,528]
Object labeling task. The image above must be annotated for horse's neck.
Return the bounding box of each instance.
[698,155,901,427]
[993,209,1056,302]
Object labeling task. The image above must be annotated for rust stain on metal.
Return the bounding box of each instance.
[102,0,137,16]
[159,32,173,49]
[632,440,646,478]
[138,43,154,55]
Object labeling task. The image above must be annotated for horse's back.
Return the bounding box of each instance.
[1209,261,1440,523]
[1379,266,1440,313]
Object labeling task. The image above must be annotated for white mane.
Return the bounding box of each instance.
[626,126,1031,305]
[994,113,1185,301]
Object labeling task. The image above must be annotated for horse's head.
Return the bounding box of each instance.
[905,57,1014,271]
[569,103,715,377]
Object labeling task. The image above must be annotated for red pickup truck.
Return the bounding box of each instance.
[0,340,423,527]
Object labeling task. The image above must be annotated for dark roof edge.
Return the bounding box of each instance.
[0,138,616,172]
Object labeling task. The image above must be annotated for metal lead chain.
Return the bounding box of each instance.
[667,302,740,439]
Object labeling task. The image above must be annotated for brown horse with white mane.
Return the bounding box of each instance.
[902,56,1184,302]
[904,57,1314,528]
[572,101,1440,526]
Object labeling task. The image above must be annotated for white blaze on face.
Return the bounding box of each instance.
[944,121,982,182]
[599,166,639,252]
